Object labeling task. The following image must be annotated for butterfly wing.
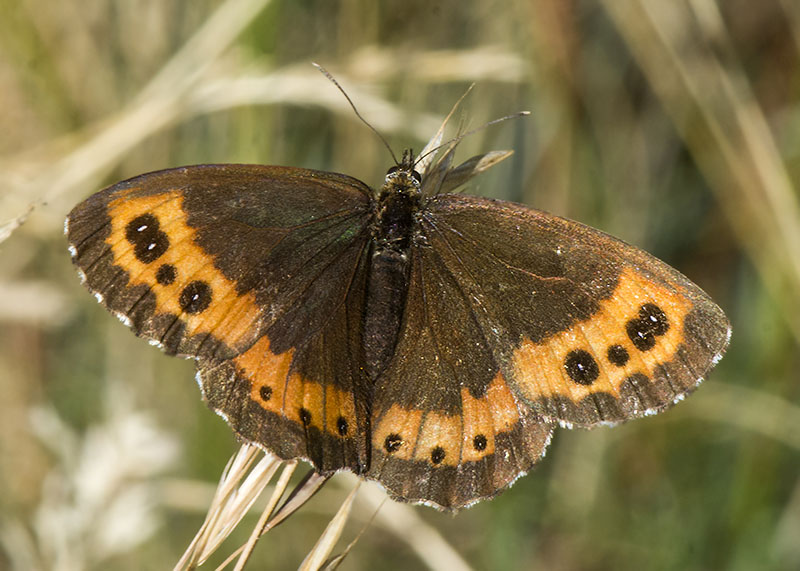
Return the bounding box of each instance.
[366,226,555,509]
[66,165,374,472]
[422,195,731,424]
[367,194,729,509]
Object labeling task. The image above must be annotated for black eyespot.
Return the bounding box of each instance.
[155,264,177,286]
[179,281,212,314]
[336,417,349,436]
[384,433,403,453]
[125,213,157,239]
[564,349,600,385]
[607,344,630,367]
[126,214,169,263]
[626,303,670,352]
[430,446,446,465]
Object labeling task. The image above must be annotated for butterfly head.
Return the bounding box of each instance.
[383,149,422,196]
[384,165,422,191]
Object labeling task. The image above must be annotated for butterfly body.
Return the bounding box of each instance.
[66,154,730,509]
[363,161,422,380]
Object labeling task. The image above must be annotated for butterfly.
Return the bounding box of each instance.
[65,134,730,510]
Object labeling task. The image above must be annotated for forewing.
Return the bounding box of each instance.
[416,194,731,427]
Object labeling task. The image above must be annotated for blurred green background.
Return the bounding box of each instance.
[1,0,799,569]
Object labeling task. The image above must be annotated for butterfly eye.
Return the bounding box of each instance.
[411,170,422,184]
[386,166,400,175]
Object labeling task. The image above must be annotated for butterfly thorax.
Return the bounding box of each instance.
[363,166,422,381]
[373,168,422,252]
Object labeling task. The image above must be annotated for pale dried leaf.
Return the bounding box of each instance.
[0,207,32,245]
[415,84,474,175]
[298,481,360,571]
[438,150,515,193]
[175,445,281,570]
[265,469,332,531]
[228,460,297,571]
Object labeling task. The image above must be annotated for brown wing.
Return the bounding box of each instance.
[66,164,374,473]
[366,193,729,509]
[415,194,730,427]
[366,234,554,510]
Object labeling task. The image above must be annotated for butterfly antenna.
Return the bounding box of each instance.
[313,63,400,165]
[413,111,530,168]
